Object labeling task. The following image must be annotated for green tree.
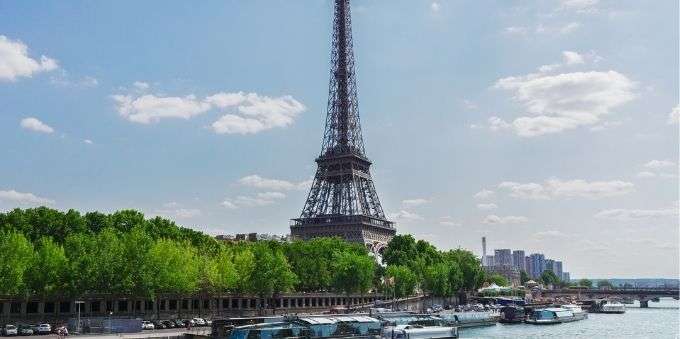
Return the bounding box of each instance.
[385,265,418,299]
[444,249,484,291]
[578,278,593,288]
[520,271,530,285]
[25,237,68,298]
[597,279,613,289]
[486,273,509,287]
[540,270,560,286]
[331,252,375,306]
[249,243,297,311]
[423,263,451,298]
[0,231,34,296]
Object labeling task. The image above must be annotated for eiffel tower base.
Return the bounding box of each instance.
[290,215,395,254]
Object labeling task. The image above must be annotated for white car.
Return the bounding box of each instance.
[141,321,155,330]
[192,318,206,326]
[33,324,51,335]
[2,325,18,336]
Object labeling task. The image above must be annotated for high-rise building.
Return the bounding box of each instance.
[486,255,495,266]
[554,261,563,279]
[562,272,570,282]
[291,0,396,252]
[529,253,545,278]
[494,249,512,267]
[512,250,526,272]
[525,256,533,279]
[545,259,555,276]
[482,237,487,267]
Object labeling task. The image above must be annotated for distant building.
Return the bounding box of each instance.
[512,250,526,272]
[494,249,512,267]
[525,256,533,277]
[482,237,487,266]
[562,272,570,282]
[554,261,563,279]
[529,253,545,278]
[485,255,495,266]
[215,233,289,243]
[484,265,521,286]
[545,259,555,276]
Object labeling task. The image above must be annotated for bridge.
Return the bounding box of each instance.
[541,288,679,308]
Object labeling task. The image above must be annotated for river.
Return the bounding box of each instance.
[459,298,679,338]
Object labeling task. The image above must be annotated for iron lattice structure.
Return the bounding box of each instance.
[291,0,395,251]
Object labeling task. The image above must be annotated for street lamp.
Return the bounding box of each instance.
[75,301,85,334]
[108,311,113,334]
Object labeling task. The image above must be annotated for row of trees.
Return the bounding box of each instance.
[0,208,488,305]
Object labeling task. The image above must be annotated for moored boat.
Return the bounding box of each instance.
[384,324,458,339]
[561,304,588,320]
[498,306,525,324]
[601,302,626,314]
[525,307,585,325]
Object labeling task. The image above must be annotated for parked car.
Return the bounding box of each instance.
[17,325,33,336]
[182,319,195,328]
[32,324,51,335]
[161,320,175,328]
[172,319,185,328]
[152,320,165,329]
[192,318,206,326]
[205,319,212,326]
[2,325,18,336]
[141,321,154,330]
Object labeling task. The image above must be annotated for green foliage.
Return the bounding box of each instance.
[578,278,593,288]
[520,270,530,285]
[385,265,418,298]
[486,273,509,287]
[0,207,487,303]
[0,231,34,296]
[331,252,374,296]
[540,270,561,286]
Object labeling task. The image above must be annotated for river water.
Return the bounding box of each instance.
[459,298,679,339]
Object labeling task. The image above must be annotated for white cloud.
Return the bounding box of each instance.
[83,139,93,144]
[644,159,675,169]
[636,171,656,178]
[389,210,424,221]
[534,230,568,238]
[209,92,305,134]
[221,200,237,210]
[112,94,211,124]
[256,192,286,200]
[402,198,430,207]
[559,0,599,13]
[0,189,54,205]
[668,105,679,124]
[237,174,308,191]
[492,70,636,136]
[498,179,634,200]
[439,216,461,227]
[112,89,305,133]
[595,207,678,221]
[156,208,202,219]
[50,71,98,88]
[430,2,440,12]
[473,189,496,200]
[0,35,58,81]
[477,203,498,211]
[20,117,54,134]
[503,26,529,35]
[562,51,585,65]
[559,22,581,34]
[483,214,528,224]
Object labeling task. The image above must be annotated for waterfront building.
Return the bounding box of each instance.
[290,0,396,253]
[529,253,545,278]
[494,249,512,267]
[512,250,526,271]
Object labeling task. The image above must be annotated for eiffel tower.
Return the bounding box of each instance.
[290,0,396,252]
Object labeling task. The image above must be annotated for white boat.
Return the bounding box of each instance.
[562,304,588,320]
[601,302,626,314]
[385,324,458,339]
[525,308,585,325]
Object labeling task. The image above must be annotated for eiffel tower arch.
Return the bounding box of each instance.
[290,0,396,252]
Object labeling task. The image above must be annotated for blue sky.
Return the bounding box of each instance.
[0,0,677,278]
